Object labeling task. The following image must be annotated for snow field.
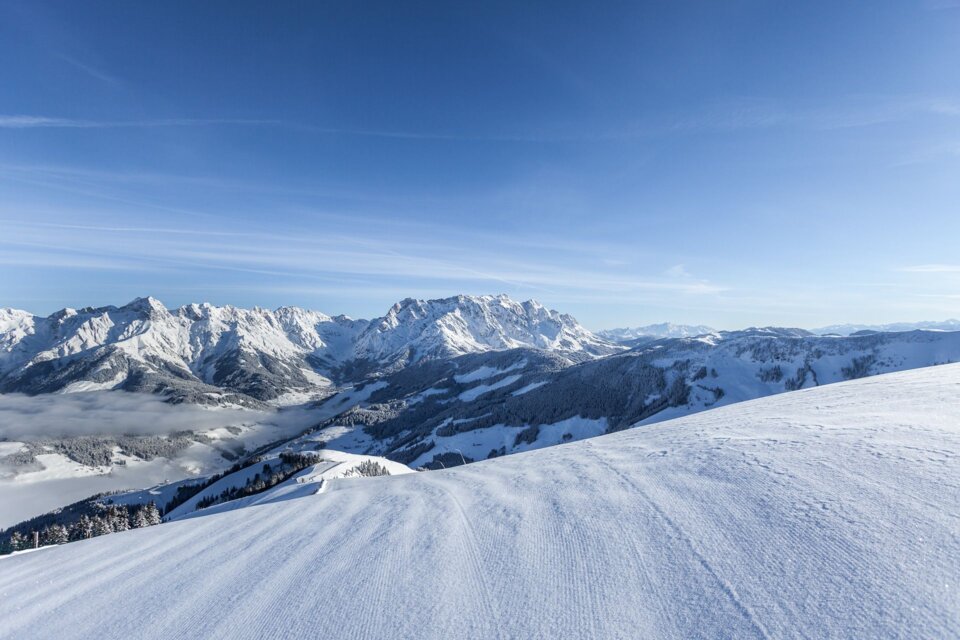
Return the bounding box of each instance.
[1,364,958,638]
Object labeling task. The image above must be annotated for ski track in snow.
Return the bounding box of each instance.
[1,365,959,639]
[582,442,772,639]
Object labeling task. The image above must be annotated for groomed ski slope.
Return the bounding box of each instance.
[2,365,959,639]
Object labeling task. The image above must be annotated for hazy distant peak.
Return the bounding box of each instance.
[597,323,716,342]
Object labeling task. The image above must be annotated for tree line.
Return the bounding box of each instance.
[2,450,330,555]
[3,502,162,554]
[194,452,321,511]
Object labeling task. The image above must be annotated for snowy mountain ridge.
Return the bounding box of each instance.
[812,319,960,336]
[311,326,960,469]
[356,294,617,366]
[0,294,615,404]
[597,322,717,342]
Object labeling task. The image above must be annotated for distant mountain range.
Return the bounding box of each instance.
[811,319,960,336]
[596,323,716,342]
[598,320,960,340]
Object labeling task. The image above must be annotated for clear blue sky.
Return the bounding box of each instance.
[1,0,959,330]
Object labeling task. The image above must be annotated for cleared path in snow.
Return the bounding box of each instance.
[1,365,959,639]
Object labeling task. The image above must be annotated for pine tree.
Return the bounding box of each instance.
[110,506,130,532]
[74,514,94,540]
[43,524,69,545]
[9,531,27,552]
[92,516,112,537]
[144,502,162,526]
[132,506,149,529]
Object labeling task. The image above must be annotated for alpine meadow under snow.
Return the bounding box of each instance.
[2,365,958,639]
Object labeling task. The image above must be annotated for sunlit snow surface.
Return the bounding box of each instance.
[2,364,959,639]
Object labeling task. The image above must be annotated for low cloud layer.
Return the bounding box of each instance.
[0,392,267,440]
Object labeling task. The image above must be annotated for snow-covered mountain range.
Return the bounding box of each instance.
[4,294,960,529]
[4,364,958,639]
[357,295,614,363]
[310,326,960,469]
[812,319,960,336]
[597,322,716,342]
[0,294,616,406]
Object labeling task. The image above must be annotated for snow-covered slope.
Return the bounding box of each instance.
[2,364,958,639]
[629,327,960,421]
[93,447,413,524]
[167,449,413,521]
[598,322,716,342]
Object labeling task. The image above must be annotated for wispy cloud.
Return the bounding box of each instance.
[0,115,81,128]
[633,96,960,136]
[57,54,119,85]
[916,293,960,299]
[899,264,960,273]
[0,114,543,141]
[0,218,728,311]
[0,114,556,144]
[4,95,958,138]
[0,115,576,142]
[924,0,960,9]
[0,115,279,129]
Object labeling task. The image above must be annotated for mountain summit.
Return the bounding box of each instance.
[355,294,618,366]
[0,294,615,404]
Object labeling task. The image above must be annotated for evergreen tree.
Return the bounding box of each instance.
[9,531,27,552]
[110,506,130,532]
[144,502,162,526]
[74,514,94,540]
[92,516,112,537]
[132,507,149,529]
[43,524,69,545]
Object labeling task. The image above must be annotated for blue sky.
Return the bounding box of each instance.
[1,0,959,330]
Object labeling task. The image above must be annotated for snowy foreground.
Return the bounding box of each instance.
[2,366,959,639]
